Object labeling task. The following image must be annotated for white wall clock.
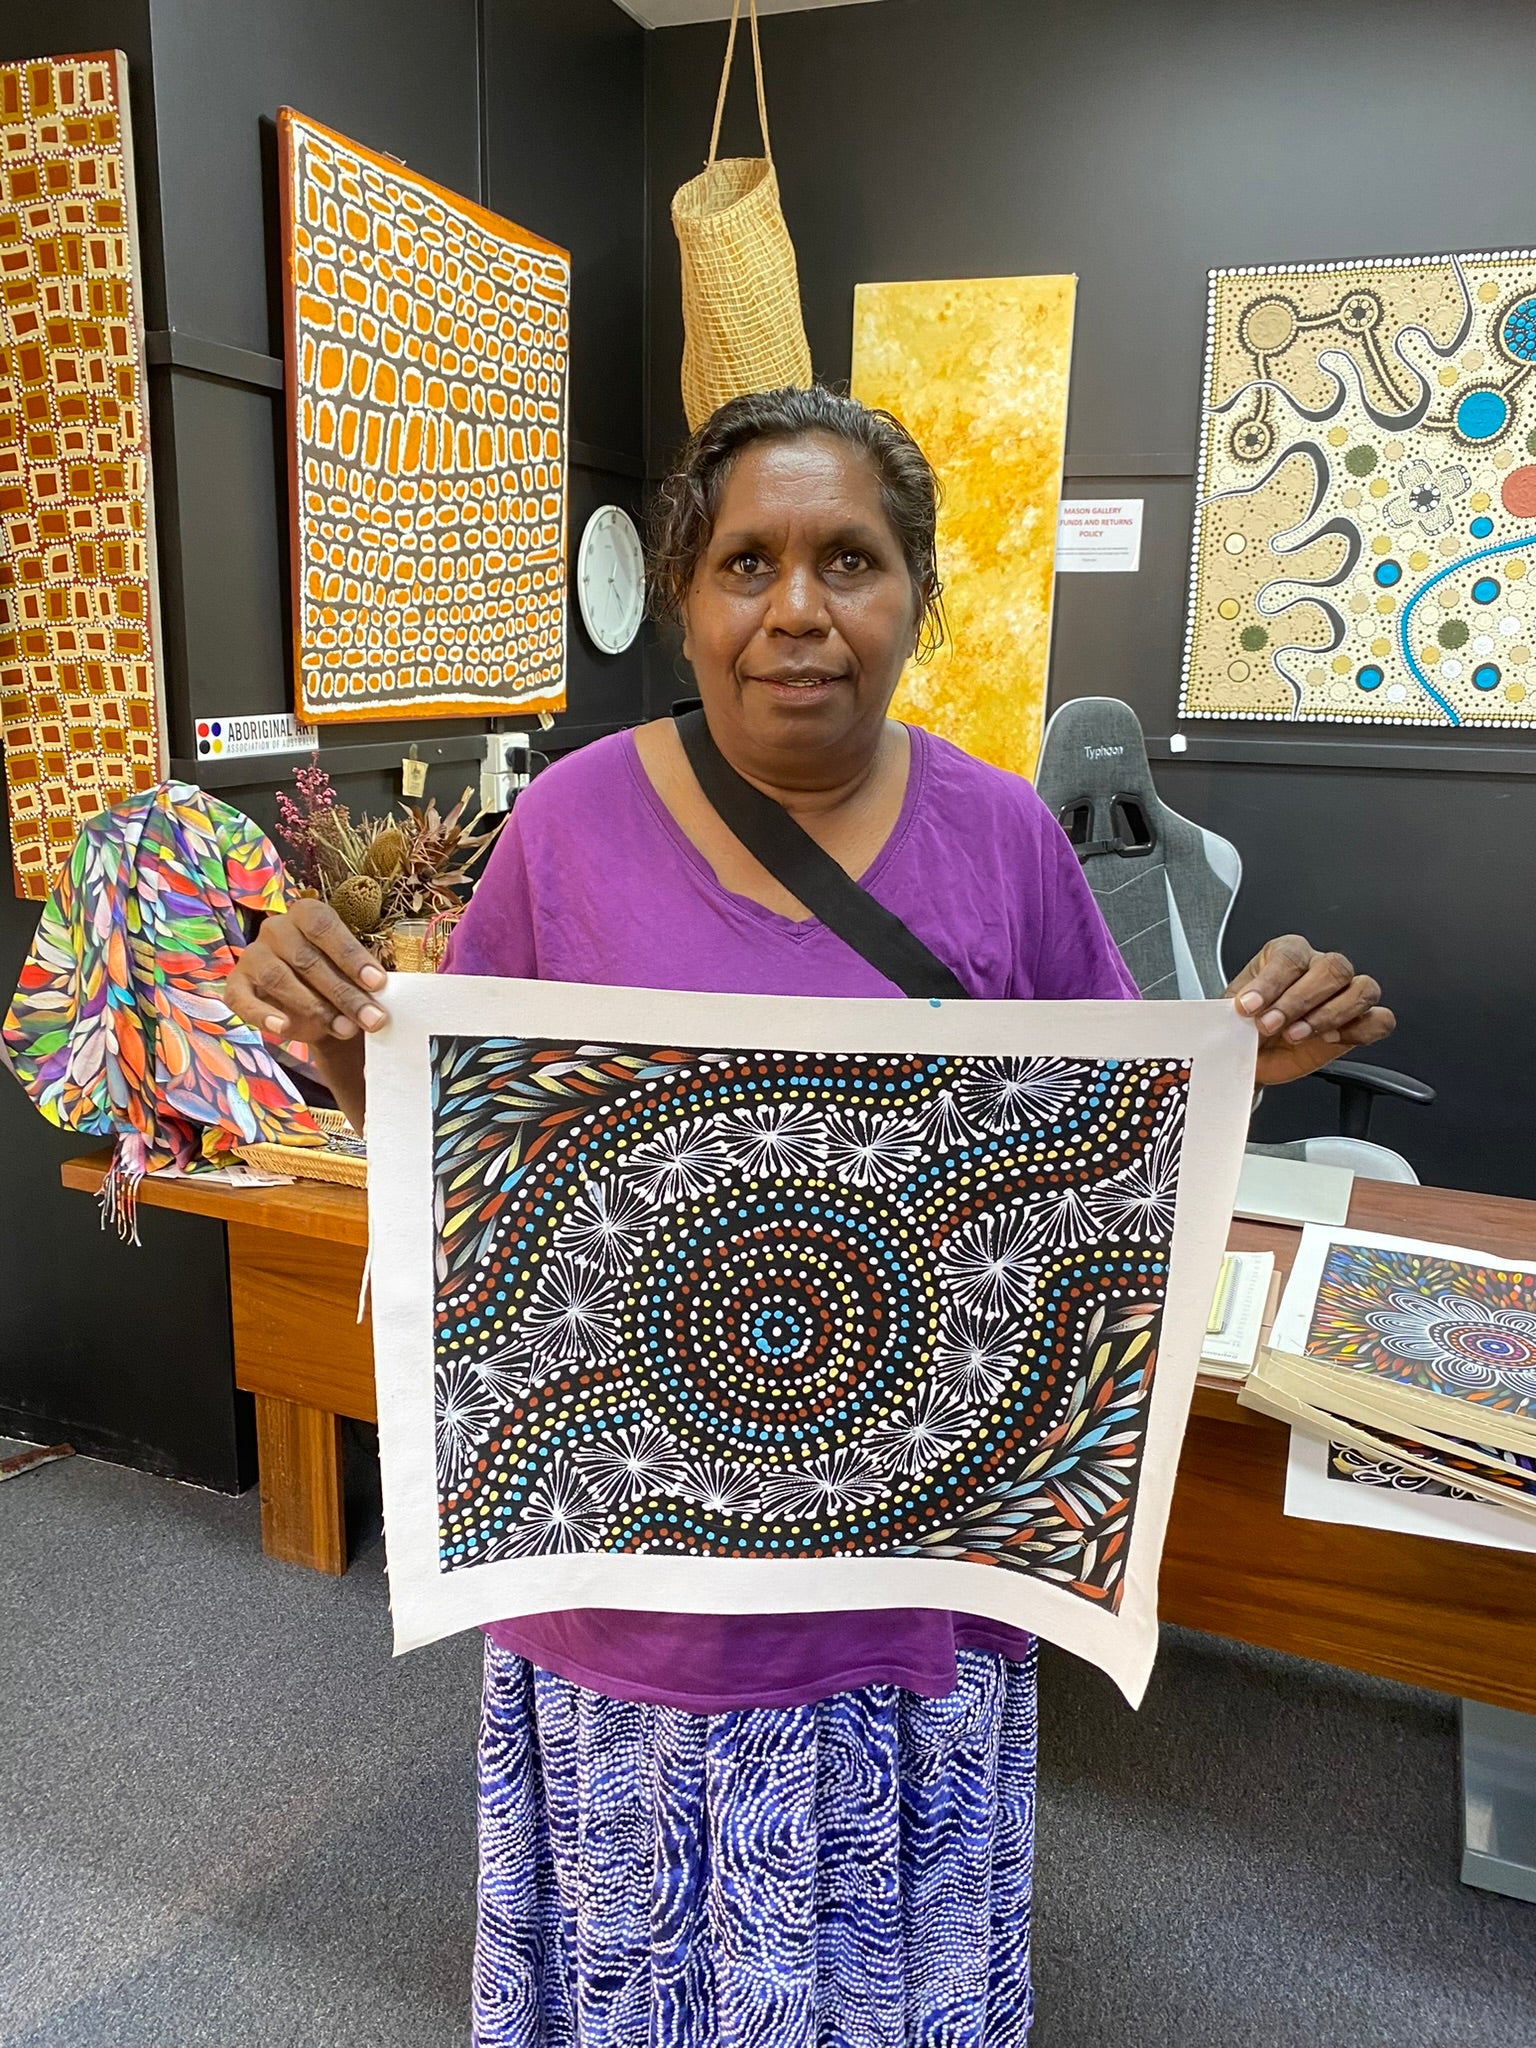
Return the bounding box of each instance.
[576,504,645,655]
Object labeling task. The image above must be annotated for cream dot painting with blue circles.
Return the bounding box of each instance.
[365,978,1254,1703]
[1182,248,1536,726]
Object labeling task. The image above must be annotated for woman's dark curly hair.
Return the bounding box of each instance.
[647,386,947,662]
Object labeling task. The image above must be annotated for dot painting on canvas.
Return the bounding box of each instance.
[279,110,570,723]
[0,52,166,899]
[1181,248,1536,728]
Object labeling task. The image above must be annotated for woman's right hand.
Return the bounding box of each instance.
[225,898,389,1131]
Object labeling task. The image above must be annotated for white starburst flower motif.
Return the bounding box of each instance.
[939,1207,1040,1319]
[864,1381,973,1478]
[715,1102,826,1179]
[914,1086,975,1152]
[574,1422,686,1506]
[1021,1184,1098,1252]
[518,1257,624,1361]
[1088,1102,1184,1241]
[624,1120,733,1205]
[502,1462,606,1555]
[435,1360,501,1492]
[466,1345,548,1407]
[676,1458,764,1517]
[955,1057,1084,1133]
[932,1310,1023,1403]
[1366,1290,1536,1390]
[557,1176,653,1274]
[759,1448,887,1519]
[821,1109,923,1188]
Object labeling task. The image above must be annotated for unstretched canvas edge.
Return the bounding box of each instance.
[368,978,1255,1705]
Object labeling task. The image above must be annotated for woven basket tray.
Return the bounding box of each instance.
[237,1107,366,1187]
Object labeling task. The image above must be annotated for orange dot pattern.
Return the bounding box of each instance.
[0,54,164,901]
[282,111,570,724]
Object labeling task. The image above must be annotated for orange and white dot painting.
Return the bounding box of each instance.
[1183,249,1536,729]
[0,50,167,899]
[279,110,569,724]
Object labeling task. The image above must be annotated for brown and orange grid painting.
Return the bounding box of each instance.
[0,51,165,899]
[279,111,570,724]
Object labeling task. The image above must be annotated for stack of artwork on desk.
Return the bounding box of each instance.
[1243,1228,1536,1544]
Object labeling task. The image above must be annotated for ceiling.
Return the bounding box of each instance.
[616,0,883,27]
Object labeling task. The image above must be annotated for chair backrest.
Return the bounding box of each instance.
[1034,697,1241,999]
[1247,1136,1421,1186]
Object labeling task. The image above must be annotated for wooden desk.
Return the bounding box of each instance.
[60,1154,1536,1712]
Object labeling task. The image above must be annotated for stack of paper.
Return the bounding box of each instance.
[1200,1250,1276,1378]
[1244,1228,1536,1523]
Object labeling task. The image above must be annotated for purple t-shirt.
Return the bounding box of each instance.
[444,725,1137,1712]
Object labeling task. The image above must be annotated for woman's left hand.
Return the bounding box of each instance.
[1225,934,1396,1088]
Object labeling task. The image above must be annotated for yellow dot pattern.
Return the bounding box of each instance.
[282,113,570,724]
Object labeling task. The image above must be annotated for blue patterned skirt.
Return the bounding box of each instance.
[472,1640,1037,2048]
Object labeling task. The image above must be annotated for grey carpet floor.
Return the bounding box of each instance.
[1,1442,1532,2048]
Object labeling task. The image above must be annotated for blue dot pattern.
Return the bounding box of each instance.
[1503,297,1536,364]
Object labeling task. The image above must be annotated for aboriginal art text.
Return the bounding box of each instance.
[0,52,164,898]
[431,1038,1189,1606]
[281,111,569,723]
[1308,1243,1536,1423]
[1182,249,1536,726]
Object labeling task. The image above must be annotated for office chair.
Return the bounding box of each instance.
[1033,697,1434,1184]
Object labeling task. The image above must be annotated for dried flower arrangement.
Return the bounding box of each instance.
[274,759,501,968]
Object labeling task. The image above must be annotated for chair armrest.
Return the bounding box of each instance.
[1316,1061,1436,1107]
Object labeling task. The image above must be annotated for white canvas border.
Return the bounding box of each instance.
[367,978,1255,1705]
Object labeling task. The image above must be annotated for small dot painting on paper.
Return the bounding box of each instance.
[280,110,569,724]
[1182,249,1536,728]
[430,1037,1190,1603]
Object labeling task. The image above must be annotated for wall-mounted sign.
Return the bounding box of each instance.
[195,712,316,761]
[1056,499,1144,574]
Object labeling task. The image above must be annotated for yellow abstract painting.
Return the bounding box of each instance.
[851,275,1076,779]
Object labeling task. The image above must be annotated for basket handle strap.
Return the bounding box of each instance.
[707,0,772,167]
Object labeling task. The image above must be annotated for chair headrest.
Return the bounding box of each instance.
[1034,697,1168,860]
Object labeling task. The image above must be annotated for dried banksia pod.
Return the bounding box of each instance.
[329,872,384,935]
[363,823,406,879]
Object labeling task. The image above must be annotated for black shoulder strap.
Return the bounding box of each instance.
[674,709,969,1000]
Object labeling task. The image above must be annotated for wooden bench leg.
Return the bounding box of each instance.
[254,1393,346,1574]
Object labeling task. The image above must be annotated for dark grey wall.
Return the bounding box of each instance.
[645,0,1536,1195]
[0,0,251,1486]
[146,0,647,810]
[1,0,648,1479]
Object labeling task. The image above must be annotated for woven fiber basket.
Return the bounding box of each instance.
[237,1107,366,1188]
[671,0,811,432]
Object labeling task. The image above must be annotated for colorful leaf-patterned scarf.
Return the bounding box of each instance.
[3,781,318,1236]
